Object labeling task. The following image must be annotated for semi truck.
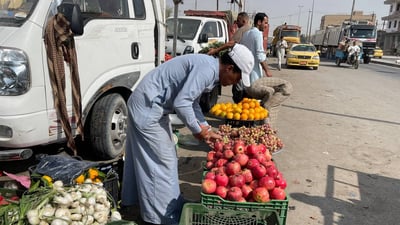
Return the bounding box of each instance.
[312,21,377,64]
[271,24,301,56]
[0,0,166,161]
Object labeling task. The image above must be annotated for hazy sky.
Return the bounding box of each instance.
[167,0,389,36]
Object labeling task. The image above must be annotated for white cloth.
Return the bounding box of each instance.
[348,45,360,56]
[240,27,267,84]
[276,39,288,69]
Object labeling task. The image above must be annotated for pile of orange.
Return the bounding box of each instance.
[210,98,268,121]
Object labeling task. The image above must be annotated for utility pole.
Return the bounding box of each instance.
[308,0,315,43]
[306,9,311,42]
[298,5,303,26]
[349,0,355,23]
[217,0,219,10]
[172,0,183,57]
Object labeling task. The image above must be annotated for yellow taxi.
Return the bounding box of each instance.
[373,47,383,58]
[286,43,320,70]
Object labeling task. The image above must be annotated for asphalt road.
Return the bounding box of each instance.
[177,57,400,225]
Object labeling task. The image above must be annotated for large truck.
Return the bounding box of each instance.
[271,24,301,56]
[312,21,377,63]
[0,0,166,161]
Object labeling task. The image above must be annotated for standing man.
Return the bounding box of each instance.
[232,12,251,43]
[121,44,254,225]
[276,36,288,71]
[240,12,272,81]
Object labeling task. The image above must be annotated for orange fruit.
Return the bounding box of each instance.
[242,103,250,110]
[234,113,241,120]
[226,112,234,119]
[248,114,255,120]
[240,113,248,120]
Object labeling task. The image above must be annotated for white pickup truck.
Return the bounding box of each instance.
[165,16,229,111]
[0,0,165,161]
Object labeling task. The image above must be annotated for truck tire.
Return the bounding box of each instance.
[87,93,127,159]
[335,58,341,66]
[200,85,219,112]
[363,57,370,64]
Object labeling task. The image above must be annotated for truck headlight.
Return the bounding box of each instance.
[312,55,320,60]
[0,47,30,96]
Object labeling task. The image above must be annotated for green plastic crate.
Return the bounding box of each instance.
[179,203,280,225]
[200,193,288,225]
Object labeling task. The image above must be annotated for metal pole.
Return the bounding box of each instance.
[349,0,355,23]
[308,0,315,43]
[306,10,311,42]
[217,0,219,10]
[298,5,303,26]
[172,0,182,57]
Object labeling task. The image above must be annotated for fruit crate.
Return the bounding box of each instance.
[200,193,288,225]
[179,203,280,225]
[224,119,264,128]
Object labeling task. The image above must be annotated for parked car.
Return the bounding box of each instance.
[373,47,383,58]
[286,43,320,70]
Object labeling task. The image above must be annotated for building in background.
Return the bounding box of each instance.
[319,11,376,30]
[381,0,400,55]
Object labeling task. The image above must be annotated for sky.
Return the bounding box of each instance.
[166,0,389,36]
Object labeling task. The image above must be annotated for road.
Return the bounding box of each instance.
[178,57,400,225]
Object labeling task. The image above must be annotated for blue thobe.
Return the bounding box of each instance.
[121,54,219,224]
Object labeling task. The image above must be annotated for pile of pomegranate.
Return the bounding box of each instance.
[201,135,287,203]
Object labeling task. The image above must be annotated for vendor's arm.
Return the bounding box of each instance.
[208,41,236,56]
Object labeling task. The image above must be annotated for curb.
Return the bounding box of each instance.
[370,60,400,68]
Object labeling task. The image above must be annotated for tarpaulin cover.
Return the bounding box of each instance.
[33,154,98,184]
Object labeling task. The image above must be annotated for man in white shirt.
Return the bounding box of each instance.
[276,36,288,71]
[347,41,360,63]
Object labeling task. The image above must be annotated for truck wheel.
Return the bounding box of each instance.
[363,57,370,64]
[200,86,219,112]
[87,93,127,159]
[335,58,341,66]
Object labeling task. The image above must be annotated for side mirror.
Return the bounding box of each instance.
[198,33,209,43]
[57,3,84,35]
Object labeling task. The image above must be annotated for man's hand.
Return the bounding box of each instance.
[193,125,222,147]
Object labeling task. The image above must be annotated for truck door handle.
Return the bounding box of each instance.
[131,42,139,59]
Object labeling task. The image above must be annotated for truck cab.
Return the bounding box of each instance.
[165,16,229,55]
[0,0,165,161]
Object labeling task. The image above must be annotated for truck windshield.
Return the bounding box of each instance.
[281,30,300,37]
[166,18,201,40]
[350,29,376,38]
[0,0,38,26]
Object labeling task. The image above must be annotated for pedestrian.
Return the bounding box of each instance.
[240,12,272,80]
[121,43,254,225]
[231,12,251,43]
[276,36,288,70]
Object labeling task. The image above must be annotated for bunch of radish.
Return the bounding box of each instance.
[202,139,287,203]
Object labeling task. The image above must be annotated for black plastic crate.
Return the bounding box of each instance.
[224,119,264,128]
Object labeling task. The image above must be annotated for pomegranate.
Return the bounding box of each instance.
[225,161,241,175]
[227,187,243,201]
[223,149,235,159]
[252,187,270,203]
[241,184,253,198]
[215,186,228,199]
[258,176,276,190]
[229,174,246,188]
[207,151,216,162]
[270,187,286,200]
[204,171,216,180]
[214,141,224,152]
[241,168,254,183]
[234,153,249,167]
[201,178,217,194]
[251,164,267,179]
[246,158,260,170]
[246,143,259,156]
[214,173,229,187]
